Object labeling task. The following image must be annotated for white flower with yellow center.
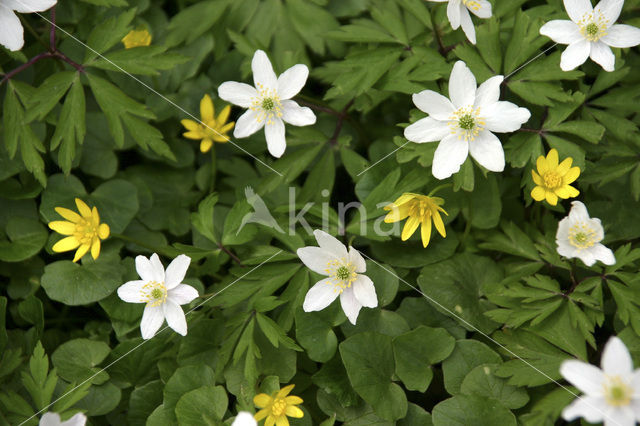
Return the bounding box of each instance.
[297,230,378,325]
[540,0,640,71]
[39,412,86,426]
[428,0,492,44]
[117,254,199,339]
[556,201,615,267]
[0,0,57,51]
[560,336,640,425]
[404,61,531,180]
[231,412,257,426]
[218,50,316,158]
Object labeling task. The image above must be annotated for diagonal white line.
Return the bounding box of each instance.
[13,4,283,176]
[357,141,410,176]
[19,250,283,425]
[359,252,622,426]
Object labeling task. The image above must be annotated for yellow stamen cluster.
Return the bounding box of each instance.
[325,259,357,293]
[251,83,283,125]
[49,198,110,262]
[462,0,481,12]
[121,29,152,49]
[141,281,168,307]
[448,106,485,142]
[578,11,609,42]
[531,149,580,206]
[254,384,304,426]
[568,222,598,249]
[384,193,448,248]
[181,94,235,153]
[603,376,632,407]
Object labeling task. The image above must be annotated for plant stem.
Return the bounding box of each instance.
[329,99,354,145]
[218,243,244,266]
[209,143,216,193]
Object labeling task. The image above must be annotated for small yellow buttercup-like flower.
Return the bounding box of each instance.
[383,193,448,248]
[181,94,235,153]
[121,29,152,49]
[253,384,304,426]
[49,198,110,262]
[531,149,580,206]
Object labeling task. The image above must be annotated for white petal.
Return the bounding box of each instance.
[60,413,87,426]
[578,249,597,267]
[474,76,503,108]
[234,109,264,138]
[563,0,593,23]
[568,201,590,222]
[340,288,362,325]
[560,39,591,71]
[592,244,616,265]
[483,101,531,133]
[163,301,187,336]
[432,134,469,180]
[404,117,450,143]
[252,50,277,91]
[5,0,57,13]
[449,61,477,108]
[217,82,258,108]
[348,246,366,273]
[297,246,335,275]
[603,408,636,426]
[601,25,640,48]
[277,64,309,99]
[313,229,348,258]
[117,280,146,303]
[352,275,377,308]
[140,305,165,339]
[0,7,23,52]
[169,284,199,305]
[540,20,583,45]
[411,90,455,120]
[466,0,491,18]
[264,117,286,158]
[39,412,62,426]
[594,0,623,24]
[303,278,340,312]
[601,336,633,376]
[281,100,316,126]
[459,7,477,44]
[590,41,615,72]
[468,131,504,172]
[136,255,161,282]
[557,239,578,259]
[447,0,461,29]
[149,254,165,282]
[631,370,640,397]
[560,360,605,396]
[231,412,258,426]
[164,254,190,289]
[561,396,606,423]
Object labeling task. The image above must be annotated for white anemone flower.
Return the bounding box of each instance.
[39,412,86,426]
[404,61,531,180]
[561,336,640,426]
[231,412,257,426]
[117,253,199,339]
[556,201,615,267]
[428,0,492,44]
[218,50,316,158]
[540,0,640,71]
[297,230,378,325]
[0,0,57,51]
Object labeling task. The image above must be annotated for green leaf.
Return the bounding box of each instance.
[24,71,76,122]
[51,338,111,385]
[128,380,164,426]
[547,121,605,144]
[84,9,136,62]
[460,364,529,409]
[432,395,516,426]
[296,307,339,362]
[90,46,189,76]
[0,217,47,262]
[190,193,219,244]
[51,78,86,174]
[90,179,139,234]
[479,222,541,261]
[165,0,230,47]
[163,365,216,411]
[442,340,501,394]
[175,386,228,425]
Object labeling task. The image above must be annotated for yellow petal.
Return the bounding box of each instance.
[383,203,411,223]
[563,166,580,184]
[432,210,446,238]
[556,157,573,176]
[52,236,80,252]
[91,238,101,260]
[265,416,276,426]
[219,121,235,134]
[531,170,543,186]
[55,207,81,223]
[545,191,558,206]
[420,219,432,248]
[98,223,110,240]
[217,104,232,125]
[254,408,270,421]
[73,244,90,262]
[554,186,572,199]
[181,119,200,131]
[183,131,205,140]
[254,393,272,409]
[531,186,546,201]
[285,396,303,405]
[75,198,92,218]
[536,155,548,175]
[49,221,76,235]
[285,405,304,418]
[211,134,230,143]
[200,139,213,153]
[391,193,417,207]
[275,415,289,426]
[401,215,420,241]
[200,94,214,123]
[276,385,295,399]
[91,207,100,226]
[546,149,559,169]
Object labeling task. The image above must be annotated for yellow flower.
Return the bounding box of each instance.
[48,198,110,262]
[531,149,580,206]
[253,384,304,426]
[121,29,152,49]
[181,94,235,153]
[383,193,448,248]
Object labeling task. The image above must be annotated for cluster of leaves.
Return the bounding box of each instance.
[2,0,640,425]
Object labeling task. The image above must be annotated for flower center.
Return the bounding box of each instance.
[271,398,287,416]
[325,258,357,293]
[74,219,98,245]
[251,83,283,125]
[604,376,632,407]
[449,106,485,142]
[568,222,598,249]
[462,0,481,11]
[543,171,563,189]
[141,281,167,307]
[336,266,351,281]
[578,11,608,41]
[262,97,275,111]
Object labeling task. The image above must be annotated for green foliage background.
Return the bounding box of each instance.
[1,0,640,424]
